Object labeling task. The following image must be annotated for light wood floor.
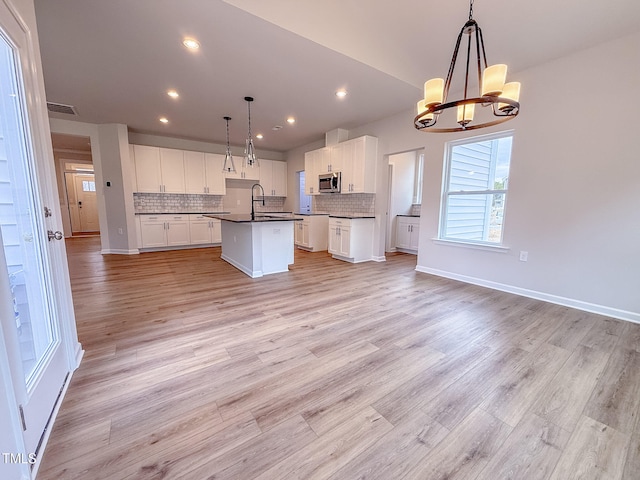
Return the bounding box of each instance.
[38,237,640,479]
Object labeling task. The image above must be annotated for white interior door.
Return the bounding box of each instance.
[0,6,77,472]
[73,173,99,232]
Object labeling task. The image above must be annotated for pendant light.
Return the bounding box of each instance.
[244,96,258,167]
[222,116,236,173]
[414,0,521,133]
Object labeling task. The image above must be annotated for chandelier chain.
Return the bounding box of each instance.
[469,0,474,20]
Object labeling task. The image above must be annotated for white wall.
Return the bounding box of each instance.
[291,31,640,321]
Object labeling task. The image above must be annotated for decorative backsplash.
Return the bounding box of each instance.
[410,204,422,216]
[254,197,285,212]
[312,193,375,216]
[134,193,223,213]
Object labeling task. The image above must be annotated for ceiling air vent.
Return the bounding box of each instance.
[46,102,77,115]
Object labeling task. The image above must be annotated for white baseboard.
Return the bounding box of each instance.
[221,254,262,278]
[415,266,640,324]
[100,248,139,255]
[372,255,387,262]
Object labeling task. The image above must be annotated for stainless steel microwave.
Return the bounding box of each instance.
[319,172,341,193]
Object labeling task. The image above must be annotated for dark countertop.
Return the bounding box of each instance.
[295,213,330,216]
[397,214,420,217]
[203,213,303,223]
[329,214,375,219]
[135,211,230,215]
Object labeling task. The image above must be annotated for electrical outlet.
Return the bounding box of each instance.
[118,228,123,235]
[519,251,528,262]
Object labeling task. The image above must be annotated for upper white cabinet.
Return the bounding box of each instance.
[259,159,287,197]
[304,135,377,195]
[224,161,260,181]
[304,148,329,195]
[159,148,185,193]
[184,151,226,195]
[341,136,377,194]
[133,145,185,193]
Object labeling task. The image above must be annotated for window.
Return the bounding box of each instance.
[440,131,513,245]
[82,180,95,192]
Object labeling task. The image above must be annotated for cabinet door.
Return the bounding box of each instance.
[349,136,376,193]
[329,143,345,174]
[160,148,186,193]
[210,219,222,243]
[243,163,260,181]
[184,151,207,194]
[302,222,310,246]
[304,151,317,195]
[272,160,287,196]
[396,219,411,249]
[205,154,226,195]
[166,217,190,246]
[328,226,340,254]
[259,159,274,195]
[338,226,351,257]
[409,221,420,250]
[294,222,303,245]
[139,217,167,247]
[133,145,162,193]
[189,220,212,244]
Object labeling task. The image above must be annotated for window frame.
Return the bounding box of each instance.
[439,130,514,247]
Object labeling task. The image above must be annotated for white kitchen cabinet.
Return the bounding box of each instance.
[159,148,186,193]
[295,215,329,251]
[189,214,221,244]
[340,135,377,194]
[396,216,420,252]
[259,159,288,197]
[133,145,185,193]
[138,214,190,248]
[184,151,226,195]
[304,148,329,195]
[328,217,374,262]
[224,160,260,181]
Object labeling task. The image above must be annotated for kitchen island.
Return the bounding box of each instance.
[204,213,303,278]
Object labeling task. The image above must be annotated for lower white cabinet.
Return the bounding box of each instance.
[396,216,420,252]
[328,217,374,262]
[139,214,190,248]
[138,214,223,249]
[189,214,221,244]
[294,215,329,251]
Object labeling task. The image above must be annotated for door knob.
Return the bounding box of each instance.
[47,230,63,241]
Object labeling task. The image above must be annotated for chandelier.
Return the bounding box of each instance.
[244,96,258,167]
[414,0,521,133]
[222,116,237,173]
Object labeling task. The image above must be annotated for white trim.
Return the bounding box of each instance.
[432,238,510,253]
[371,255,386,262]
[415,265,640,324]
[100,249,140,255]
[221,253,262,278]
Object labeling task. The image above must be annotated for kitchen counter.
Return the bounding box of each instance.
[204,214,301,278]
[397,214,420,217]
[135,211,229,215]
[329,214,376,219]
[295,213,330,216]
[204,213,303,223]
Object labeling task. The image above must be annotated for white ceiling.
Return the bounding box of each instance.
[35,0,640,153]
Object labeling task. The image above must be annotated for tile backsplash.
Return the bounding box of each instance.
[134,193,223,213]
[254,197,285,212]
[312,193,375,216]
[410,204,421,216]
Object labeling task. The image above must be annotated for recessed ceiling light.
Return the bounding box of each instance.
[336,89,348,98]
[286,117,296,124]
[182,38,200,50]
[167,90,179,98]
[256,133,264,139]
[272,125,283,131]
[159,117,169,124]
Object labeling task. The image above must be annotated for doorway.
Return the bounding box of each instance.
[298,171,311,213]
[64,169,100,235]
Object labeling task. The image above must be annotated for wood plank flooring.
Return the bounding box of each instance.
[37,237,640,479]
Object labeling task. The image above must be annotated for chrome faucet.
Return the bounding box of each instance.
[251,183,265,219]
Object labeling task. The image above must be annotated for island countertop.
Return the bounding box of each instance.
[203,213,304,223]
